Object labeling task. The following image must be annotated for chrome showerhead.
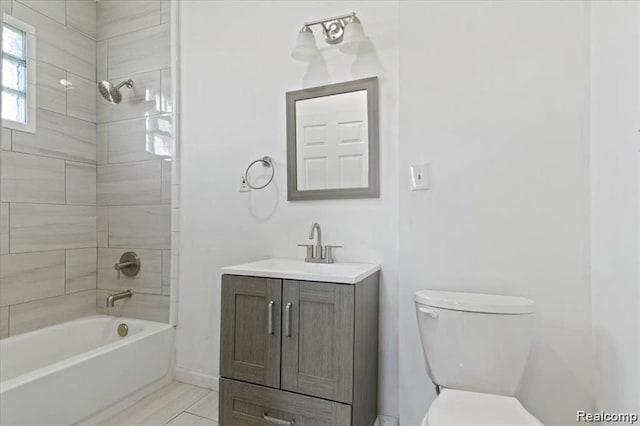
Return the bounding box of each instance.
[97,79,134,104]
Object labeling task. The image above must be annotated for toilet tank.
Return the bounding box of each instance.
[414,290,535,396]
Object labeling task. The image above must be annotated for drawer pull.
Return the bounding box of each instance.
[264,414,295,425]
[267,301,275,335]
[284,302,292,337]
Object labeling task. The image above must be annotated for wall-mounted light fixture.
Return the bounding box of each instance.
[292,12,366,61]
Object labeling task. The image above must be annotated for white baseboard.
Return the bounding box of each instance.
[375,415,399,426]
[174,367,219,390]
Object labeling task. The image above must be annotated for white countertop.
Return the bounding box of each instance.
[222,258,381,284]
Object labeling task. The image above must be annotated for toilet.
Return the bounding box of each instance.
[414,290,543,425]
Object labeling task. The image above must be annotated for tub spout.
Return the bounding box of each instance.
[106,290,133,307]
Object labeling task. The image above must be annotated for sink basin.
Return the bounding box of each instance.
[221,258,380,284]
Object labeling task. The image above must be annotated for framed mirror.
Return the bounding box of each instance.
[286,77,379,200]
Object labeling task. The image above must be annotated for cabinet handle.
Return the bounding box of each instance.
[267,301,275,335]
[284,302,292,337]
[264,414,295,425]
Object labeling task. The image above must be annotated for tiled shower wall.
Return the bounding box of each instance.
[0,0,98,338]
[95,0,172,322]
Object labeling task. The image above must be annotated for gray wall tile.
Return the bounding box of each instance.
[97,70,164,123]
[1,128,11,151]
[1,0,13,14]
[66,161,96,205]
[97,206,108,247]
[108,205,170,249]
[161,0,169,24]
[67,73,97,122]
[37,61,66,114]
[12,109,96,163]
[13,2,95,80]
[66,0,97,39]
[0,203,8,254]
[0,306,7,338]
[107,115,172,163]
[17,0,66,24]
[161,250,170,295]
[160,67,172,113]
[66,248,97,293]
[10,203,96,252]
[161,159,171,204]
[97,40,107,81]
[97,0,160,41]
[0,250,65,306]
[1,151,66,203]
[98,161,161,205]
[97,124,108,165]
[9,290,96,335]
[98,248,162,294]
[108,23,169,78]
[97,289,168,322]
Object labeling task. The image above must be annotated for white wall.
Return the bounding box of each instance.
[178,1,640,423]
[177,1,399,417]
[590,1,640,413]
[398,2,593,425]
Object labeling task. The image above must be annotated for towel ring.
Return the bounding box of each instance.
[245,156,275,190]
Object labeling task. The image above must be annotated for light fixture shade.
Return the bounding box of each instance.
[292,26,319,61]
[340,16,366,54]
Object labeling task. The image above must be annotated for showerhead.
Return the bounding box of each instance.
[97,79,134,104]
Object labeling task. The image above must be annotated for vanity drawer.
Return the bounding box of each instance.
[220,378,351,426]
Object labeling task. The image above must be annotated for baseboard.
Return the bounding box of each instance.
[174,366,219,390]
[375,415,399,426]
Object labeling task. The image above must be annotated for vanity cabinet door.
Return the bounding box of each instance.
[281,280,354,404]
[220,275,282,388]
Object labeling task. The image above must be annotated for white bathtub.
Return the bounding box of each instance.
[0,315,173,425]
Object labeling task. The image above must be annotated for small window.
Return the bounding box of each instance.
[2,14,36,133]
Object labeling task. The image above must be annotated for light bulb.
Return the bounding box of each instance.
[340,16,366,54]
[292,26,319,61]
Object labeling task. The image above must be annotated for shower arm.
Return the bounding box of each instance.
[115,79,134,90]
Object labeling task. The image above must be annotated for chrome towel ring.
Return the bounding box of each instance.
[245,156,275,190]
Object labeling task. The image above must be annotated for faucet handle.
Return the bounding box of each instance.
[324,245,342,264]
[297,244,314,262]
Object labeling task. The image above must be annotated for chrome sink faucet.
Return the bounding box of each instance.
[299,223,342,264]
[309,222,322,259]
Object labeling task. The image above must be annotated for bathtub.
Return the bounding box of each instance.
[0,315,173,425]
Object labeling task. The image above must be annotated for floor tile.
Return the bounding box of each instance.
[185,391,218,421]
[166,412,217,426]
[100,382,209,426]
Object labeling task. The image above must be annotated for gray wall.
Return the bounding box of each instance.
[0,0,97,338]
[95,0,172,322]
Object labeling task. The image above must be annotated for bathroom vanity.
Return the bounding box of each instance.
[219,258,380,425]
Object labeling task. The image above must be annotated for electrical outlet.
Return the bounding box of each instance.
[240,172,250,192]
[410,164,429,191]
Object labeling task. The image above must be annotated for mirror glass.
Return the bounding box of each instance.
[295,90,368,190]
[287,77,378,200]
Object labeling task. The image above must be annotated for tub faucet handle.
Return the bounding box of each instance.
[113,252,141,280]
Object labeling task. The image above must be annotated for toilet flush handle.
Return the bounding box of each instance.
[419,306,438,319]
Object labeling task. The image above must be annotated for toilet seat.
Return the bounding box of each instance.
[421,389,543,426]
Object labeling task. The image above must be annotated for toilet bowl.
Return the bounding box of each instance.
[421,389,542,425]
[414,290,543,426]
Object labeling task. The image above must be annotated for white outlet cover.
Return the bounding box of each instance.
[240,172,250,192]
[410,164,429,191]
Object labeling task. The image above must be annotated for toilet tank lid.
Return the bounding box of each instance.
[414,290,535,314]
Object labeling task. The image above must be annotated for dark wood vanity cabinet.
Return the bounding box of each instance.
[219,273,379,426]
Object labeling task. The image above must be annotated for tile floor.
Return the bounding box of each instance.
[101,381,218,425]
